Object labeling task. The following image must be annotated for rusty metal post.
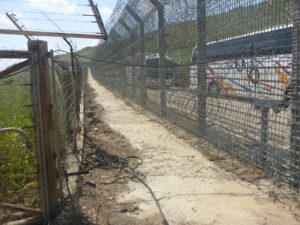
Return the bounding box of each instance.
[28,40,58,224]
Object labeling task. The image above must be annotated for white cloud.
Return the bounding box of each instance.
[99,7,112,17]
[99,7,112,23]
[28,0,79,14]
[0,17,11,26]
[0,13,27,28]
[0,12,34,30]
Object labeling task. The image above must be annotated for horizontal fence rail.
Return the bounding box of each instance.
[90,0,300,191]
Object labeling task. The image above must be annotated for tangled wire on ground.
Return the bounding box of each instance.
[82,136,169,225]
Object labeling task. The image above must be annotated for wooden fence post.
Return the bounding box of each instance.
[28,40,58,224]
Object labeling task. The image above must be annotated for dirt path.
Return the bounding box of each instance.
[87,73,300,225]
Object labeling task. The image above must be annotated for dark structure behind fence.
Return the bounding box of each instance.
[90,0,300,191]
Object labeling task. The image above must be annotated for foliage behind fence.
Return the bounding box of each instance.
[0,68,38,208]
[90,0,300,191]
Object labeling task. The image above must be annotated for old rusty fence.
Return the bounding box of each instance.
[90,0,300,191]
[0,40,85,224]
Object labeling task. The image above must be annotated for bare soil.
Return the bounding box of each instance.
[78,83,163,225]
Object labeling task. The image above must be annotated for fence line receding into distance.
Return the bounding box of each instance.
[90,0,300,191]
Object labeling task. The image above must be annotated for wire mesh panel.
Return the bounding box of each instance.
[0,54,39,223]
[50,52,84,201]
[90,0,300,191]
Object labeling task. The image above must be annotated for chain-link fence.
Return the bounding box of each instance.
[0,41,85,224]
[90,0,300,191]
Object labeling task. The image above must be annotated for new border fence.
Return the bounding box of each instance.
[90,0,300,191]
[0,40,85,224]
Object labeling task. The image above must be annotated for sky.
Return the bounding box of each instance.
[0,0,118,52]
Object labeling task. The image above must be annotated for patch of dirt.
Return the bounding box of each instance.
[77,85,163,225]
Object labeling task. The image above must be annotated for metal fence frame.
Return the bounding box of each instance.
[91,0,300,191]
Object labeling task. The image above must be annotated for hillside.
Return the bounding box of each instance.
[55,46,96,65]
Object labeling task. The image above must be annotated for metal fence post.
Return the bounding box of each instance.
[291,0,300,191]
[260,107,269,165]
[131,34,136,98]
[150,0,166,115]
[118,18,134,99]
[197,0,207,133]
[140,21,147,107]
[117,70,121,92]
[28,40,58,224]
[123,64,128,97]
[124,6,146,106]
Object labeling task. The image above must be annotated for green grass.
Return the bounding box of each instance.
[0,73,39,207]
